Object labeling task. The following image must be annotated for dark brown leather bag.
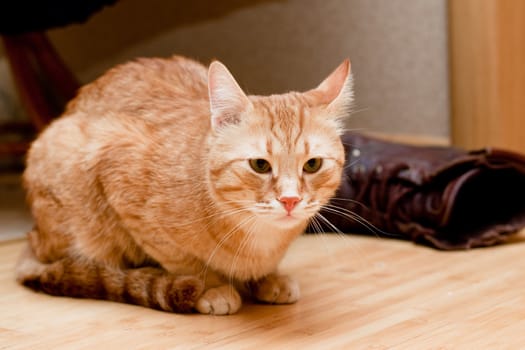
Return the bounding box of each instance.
[313,132,525,249]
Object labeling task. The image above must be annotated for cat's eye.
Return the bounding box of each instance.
[303,158,323,173]
[249,158,272,173]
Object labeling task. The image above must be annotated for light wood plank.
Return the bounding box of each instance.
[449,0,525,153]
[2,233,525,349]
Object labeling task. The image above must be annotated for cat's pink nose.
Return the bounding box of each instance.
[279,196,301,214]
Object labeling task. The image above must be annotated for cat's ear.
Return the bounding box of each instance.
[310,59,353,116]
[208,61,252,130]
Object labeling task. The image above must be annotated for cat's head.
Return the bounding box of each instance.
[205,59,352,229]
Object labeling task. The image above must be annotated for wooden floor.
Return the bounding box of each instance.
[2,233,525,349]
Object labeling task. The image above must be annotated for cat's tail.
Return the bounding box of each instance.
[15,242,204,313]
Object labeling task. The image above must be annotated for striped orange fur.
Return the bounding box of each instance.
[17,55,353,315]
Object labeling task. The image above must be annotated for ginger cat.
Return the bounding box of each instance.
[16,55,352,315]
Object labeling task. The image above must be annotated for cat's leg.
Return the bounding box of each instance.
[248,273,300,304]
[16,242,203,313]
[187,269,241,315]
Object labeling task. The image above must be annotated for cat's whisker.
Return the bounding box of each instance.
[308,215,334,256]
[228,216,258,292]
[314,212,370,267]
[349,106,370,115]
[243,222,261,281]
[220,200,258,204]
[200,214,256,286]
[343,158,361,170]
[178,205,252,227]
[186,206,257,251]
[329,197,369,208]
[338,127,368,135]
[320,204,402,239]
[314,212,347,239]
[320,204,379,236]
[308,215,324,235]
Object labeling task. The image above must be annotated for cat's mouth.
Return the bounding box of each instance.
[252,199,320,225]
[279,214,300,221]
[275,207,318,224]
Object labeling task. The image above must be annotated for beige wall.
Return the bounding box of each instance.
[3,0,450,140]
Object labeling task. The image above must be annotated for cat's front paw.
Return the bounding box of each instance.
[249,274,300,304]
[195,285,242,315]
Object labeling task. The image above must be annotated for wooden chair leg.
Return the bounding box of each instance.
[0,122,33,156]
[0,32,79,158]
[2,32,80,131]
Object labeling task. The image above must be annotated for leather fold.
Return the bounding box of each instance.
[312,133,525,249]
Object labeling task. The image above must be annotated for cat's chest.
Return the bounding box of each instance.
[200,223,302,280]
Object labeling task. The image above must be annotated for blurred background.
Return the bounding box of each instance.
[43,0,452,141]
[0,0,450,152]
[0,0,524,238]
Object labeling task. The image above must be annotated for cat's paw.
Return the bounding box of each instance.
[195,285,242,315]
[249,274,300,304]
